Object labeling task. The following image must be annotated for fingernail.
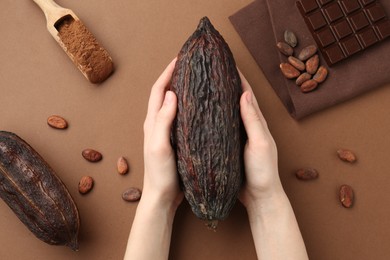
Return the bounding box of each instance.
[164,91,174,105]
[245,91,252,104]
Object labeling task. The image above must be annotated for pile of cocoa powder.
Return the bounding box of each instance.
[57,16,113,83]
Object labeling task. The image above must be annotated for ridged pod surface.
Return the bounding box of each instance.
[0,131,80,250]
[170,17,245,228]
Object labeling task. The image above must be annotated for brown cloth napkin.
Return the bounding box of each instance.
[229,0,390,119]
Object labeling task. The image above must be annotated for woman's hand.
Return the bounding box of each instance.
[238,71,284,212]
[237,71,308,259]
[124,58,183,260]
[142,57,183,213]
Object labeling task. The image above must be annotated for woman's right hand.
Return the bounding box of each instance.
[238,71,285,213]
[237,71,309,259]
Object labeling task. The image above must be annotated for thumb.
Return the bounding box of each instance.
[240,91,268,144]
[152,91,177,144]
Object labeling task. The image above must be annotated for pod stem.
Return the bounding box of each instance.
[206,220,219,231]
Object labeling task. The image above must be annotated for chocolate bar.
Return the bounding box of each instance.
[297,0,390,66]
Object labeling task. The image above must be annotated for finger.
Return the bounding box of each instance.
[149,91,178,148]
[240,91,270,143]
[237,68,252,93]
[238,71,268,127]
[146,58,177,119]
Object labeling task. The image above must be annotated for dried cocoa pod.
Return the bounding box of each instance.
[170,17,245,227]
[0,131,80,250]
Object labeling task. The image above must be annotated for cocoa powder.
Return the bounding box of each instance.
[57,16,113,83]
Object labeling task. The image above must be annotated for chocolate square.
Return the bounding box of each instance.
[349,11,370,31]
[324,44,345,63]
[366,4,387,22]
[308,11,328,30]
[316,27,337,47]
[376,19,390,38]
[341,36,362,55]
[333,19,353,39]
[340,0,361,14]
[324,2,344,22]
[300,0,319,13]
[358,27,379,47]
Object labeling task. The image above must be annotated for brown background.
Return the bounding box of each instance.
[1,0,390,259]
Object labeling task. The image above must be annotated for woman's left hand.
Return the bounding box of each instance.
[142,58,183,212]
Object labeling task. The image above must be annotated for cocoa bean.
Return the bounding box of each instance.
[117,156,129,175]
[306,54,319,74]
[298,45,317,61]
[295,168,319,180]
[300,79,318,93]
[280,63,300,79]
[277,41,294,56]
[78,176,94,194]
[82,149,102,162]
[337,149,357,163]
[313,65,328,83]
[288,56,305,71]
[284,30,298,47]
[122,187,142,202]
[296,72,312,86]
[339,185,354,208]
[47,115,68,129]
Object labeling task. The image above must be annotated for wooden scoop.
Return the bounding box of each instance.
[33,0,114,83]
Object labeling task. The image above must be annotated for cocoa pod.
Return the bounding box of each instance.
[339,184,354,208]
[47,115,68,129]
[300,79,318,93]
[280,63,301,79]
[313,66,328,83]
[277,41,294,56]
[0,131,79,250]
[295,168,319,180]
[296,72,312,86]
[337,149,357,163]
[288,56,305,71]
[298,44,317,61]
[170,17,245,227]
